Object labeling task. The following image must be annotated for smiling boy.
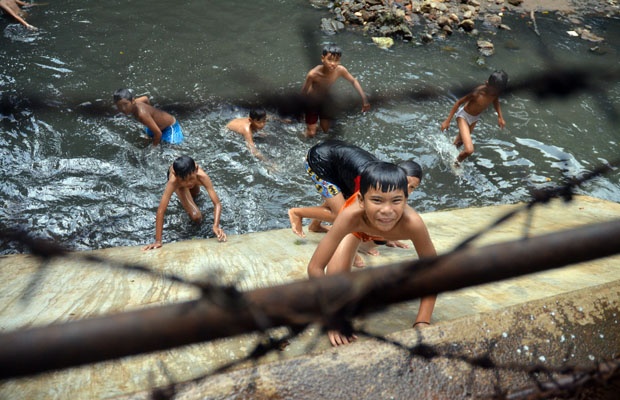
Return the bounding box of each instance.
[307,161,437,346]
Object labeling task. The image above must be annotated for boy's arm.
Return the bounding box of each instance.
[307,212,354,278]
[493,97,506,129]
[246,137,265,161]
[198,172,227,242]
[300,71,314,95]
[440,93,471,131]
[143,183,175,250]
[241,130,266,161]
[339,67,370,111]
[136,109,163,146]
[408,214,436,259]
[406,212,437,324]
[1,3,36,30]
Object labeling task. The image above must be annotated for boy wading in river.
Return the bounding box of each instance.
[440,70,508,167]
[301,44,370,138]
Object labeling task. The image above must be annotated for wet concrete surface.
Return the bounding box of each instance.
[0,195,619,399]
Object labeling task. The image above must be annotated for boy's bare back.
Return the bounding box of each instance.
[462,85,500,116]
[226,117,252,137]
[132,101,175,131]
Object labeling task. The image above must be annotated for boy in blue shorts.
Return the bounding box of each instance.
[114,88,184,146]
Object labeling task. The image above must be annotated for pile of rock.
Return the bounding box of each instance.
[313,0,618,46]
[314,0,519,42]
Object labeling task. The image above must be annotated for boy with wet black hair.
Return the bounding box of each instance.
[440,70,508,166]
[307,161,438,346]
[358,160,424,260]
[288,139,378,238]
[226,108,268,161]
[399,160,423,193]
[114,88,184,146]
[301,44,370,138]
[143,155,226,250]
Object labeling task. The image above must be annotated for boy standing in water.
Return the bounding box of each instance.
[143,155,226,250]
[440,70,508,166]
[114,88,184,146]
[301,44,370,138]
[307,161,437,346]
[226,108,268,161]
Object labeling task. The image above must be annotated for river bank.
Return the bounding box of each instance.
[313,0,619,46]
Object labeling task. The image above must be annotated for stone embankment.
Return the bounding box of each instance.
[312,0,618,49]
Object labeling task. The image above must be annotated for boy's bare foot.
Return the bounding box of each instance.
[308,220,329,233]
[288,209,305,238]
[328,329,358,347]
[451,159,463,176]
[353,254,365,268]
[358,241,380,256]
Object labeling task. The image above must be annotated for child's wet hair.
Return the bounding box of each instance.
[360,161,408,198]
[399,160,423,182]
[488,70,508,93]
[249,108,267,121]
[322,44,342,58]
[113,88,134,102]
[173,155,197,179]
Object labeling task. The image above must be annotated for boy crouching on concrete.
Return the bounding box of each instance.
[307,161,437,346]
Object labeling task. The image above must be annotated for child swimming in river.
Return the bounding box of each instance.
[113,88,184,146]
[440,70,508,166]
[226,108,268,161]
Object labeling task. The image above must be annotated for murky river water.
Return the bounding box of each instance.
[1,1,619,254]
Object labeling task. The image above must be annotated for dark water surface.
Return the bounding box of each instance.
[1,1,619,254]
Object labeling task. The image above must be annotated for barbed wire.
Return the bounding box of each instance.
[1,63,619,400]
[1,5,619,400]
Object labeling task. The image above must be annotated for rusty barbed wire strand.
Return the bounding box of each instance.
[1,11,619,398]
[1,217,619,382]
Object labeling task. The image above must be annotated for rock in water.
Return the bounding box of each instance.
[372,36,395,49]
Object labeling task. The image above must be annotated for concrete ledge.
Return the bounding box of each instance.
[122,280,619,399]
[0,196,619,399]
